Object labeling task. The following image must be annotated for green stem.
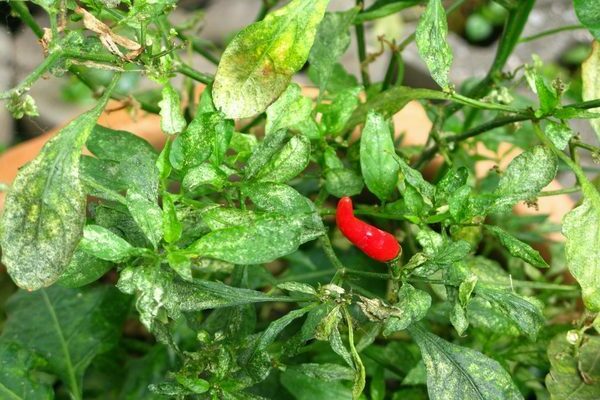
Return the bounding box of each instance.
[63,50,122,64]
[355,0,370,88]
[564,98,600,110]
[0,51,62,100]
[176,63,214,85]
[319,235,345,271]
[538,186,581,197]
[175,30,220,65]
[408,277,578,291]
[451,92,526,114]
[9,1,43,38]
[519,24,585,43]
[572,140,600,154]
[256,0,276,22]
[413,114,532,169]
[534,123,598,199]
[343,306,366,400]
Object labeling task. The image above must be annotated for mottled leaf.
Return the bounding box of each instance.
[0,94,111,290]
[255,134,311,183]
[383,284,432,335]
[493,145,557,209]
[309,8,359,93]
[182,163,229,193]
[170,112,233,171]
[265,83,319,138]
[545,120,574,151]
[574,1,600,40]
[484,225,548,269]
[243,182,314,214]
[57,245,112,288]
[475,285,544,340]
[563,183,600,311]
[159,83,186,135]
[582,40,600,141]
[87,125,157,163]
[408,325,524,400]
[126,190,164,248]
[213,0,329,118]
[415,0,453,90]
[187,214,323,264]
[546,332,600,399]
[79,224,138,262]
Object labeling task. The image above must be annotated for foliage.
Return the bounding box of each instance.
[1,0,600,399]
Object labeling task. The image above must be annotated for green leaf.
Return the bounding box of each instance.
[475,285,544,340]
[265,83,319,138]
[182,163,229,193]
[493,145,557,209]
[325,168,364,198]
[200,206,260,230]
[1,285,130,399]
[242,307,312,378]
[360,111,400,201]
[79,224,137,262]
[243,182,314,214]
[120,152,160,201]
[0,94,111,290]
[345,86,445,129]
[187,214,324,264]
[408,325,523,400]
[117,265,290,336]
[563,193,600,311]
[574,0,600,40]
[162,193,182,244]
[126,190,164,248]
[255,134,311,183]
[0,341,54,400]
[280,365,353,400]
[308,63,359,92]
[57,245,112,288]
[170,112,233,171]
[277,282,318,296]
[534,73,559,116]
[546,332,600,399]
[308,8,359,94]
[159,83,186,135]
[383,284,431,335]
[244,129,288,180]
[484,225,548,269]
[415,0,453,90]
[545,120,574,151]
[395,156,435,204]
[321,87,362,135]
[582,40,600,142]
[87,125,157,163]
[212,0,330,118]
[435,167,469,205]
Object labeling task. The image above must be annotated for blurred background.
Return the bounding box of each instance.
[0,0,593,151]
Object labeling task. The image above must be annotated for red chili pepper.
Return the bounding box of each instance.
[336,197,401,262]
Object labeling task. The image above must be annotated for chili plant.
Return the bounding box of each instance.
[1,0,600,399]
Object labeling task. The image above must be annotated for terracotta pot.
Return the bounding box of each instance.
[0,86,574,237]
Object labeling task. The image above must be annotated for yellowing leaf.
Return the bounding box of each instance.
[582,40,600,142]
[212,0,329,118]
